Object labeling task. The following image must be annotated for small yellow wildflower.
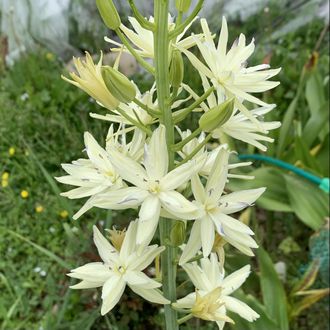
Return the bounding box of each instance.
[45,52,55,61]
[2,172,9,180]
[21,190,29,198]
[35,205,44,213]
[2,180,8,188]
[9,147,15,156]
[59,210,69,219]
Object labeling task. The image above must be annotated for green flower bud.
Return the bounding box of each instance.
[175,0,192,13]
[101,66,136,104]
[96,0,121,30]
[199,98,235,132]
[169,50,184,88]
[170,221,186,247]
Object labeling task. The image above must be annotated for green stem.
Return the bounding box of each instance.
[169,0,204,40]
[133,97,161,117]
[128,0,155,30]
[176,133,212,167]
[172,127,202,151]
[154,1,178,329]
[116,106,152,135]
[173,86,215,123]
[177,314,194,325]
[115,29,155,74]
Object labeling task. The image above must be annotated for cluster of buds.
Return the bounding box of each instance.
[57,0,281,328]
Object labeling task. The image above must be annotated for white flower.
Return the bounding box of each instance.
[173,254,259,329]
[56,132,122,200]
[75,126,201,245]
[68,222,169,315]
[178,18,280,124]
[180,147,264,264]
[106,16,201,58]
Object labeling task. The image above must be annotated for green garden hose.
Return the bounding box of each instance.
[238,154,330,194]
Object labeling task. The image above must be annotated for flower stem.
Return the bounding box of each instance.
[154,1,178,329]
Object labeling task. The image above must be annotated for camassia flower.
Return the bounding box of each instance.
[62,52,120,110]
[180,147,264,264]
[68,222,169,315]
[75,126,201,245]
[178,18,280,123]
[106,16,201,58]
[56,132,122,200]
[173,254,259,329]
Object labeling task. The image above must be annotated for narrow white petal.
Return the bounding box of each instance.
[159,191,200,220]
[124,270,161,288]
[179,221,202,265]
[129,245,165,271]
[173,292,196,309]
[223,296,260,321]
[222,265,251,295]
[201,216,215,257]
[101,276,126,315]
[93,225,118,264]
[68,262,111,282]
[217,17,228,58]
[119,220,138,261]
[69,280,104,289]
[129,286,170,304]
[191,174,206,203]
[144,126,168,179]
[161,160,199,191]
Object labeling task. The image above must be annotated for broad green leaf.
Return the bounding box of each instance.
[305,71,325,116]
[257,248,289,330]
[228,167,293,212]
[284,174,328,230]
[303,101,329,147]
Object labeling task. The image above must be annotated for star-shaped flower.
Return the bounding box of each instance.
[173,254,259,329]
[180,147,264,264]
[68,221,169,315]
[75,126,201,245]
[178,18,280,124]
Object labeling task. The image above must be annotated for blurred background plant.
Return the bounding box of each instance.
[0,0,329,329]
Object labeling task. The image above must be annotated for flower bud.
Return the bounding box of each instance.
[175,0,192,13]
[169,50,184,88]
[101,66,136,104]
[96,0,121,30]
[170,221,186,247]
[199,98,234,132]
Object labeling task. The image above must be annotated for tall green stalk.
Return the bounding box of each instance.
[154,1,178,329]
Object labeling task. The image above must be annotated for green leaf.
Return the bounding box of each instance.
[294,136,321,173]
[291,260,319,294]
[257,248,289,330]
[227,167,293,212]
[303,101,329,147]
[284,174,328,230]
[305,71,325,116]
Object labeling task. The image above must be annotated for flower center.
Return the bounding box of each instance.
[114,265,126,275]
[205,202,216,213]
[148,180,161,195]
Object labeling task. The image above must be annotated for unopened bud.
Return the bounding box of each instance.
[170,221,186,246]
[96,0,121,30]
[175,0,192,13]
[102,66,136,103]
[199,98,234,132]
[169,50,184,88]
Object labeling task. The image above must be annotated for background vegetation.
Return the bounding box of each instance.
[0,1,329,329]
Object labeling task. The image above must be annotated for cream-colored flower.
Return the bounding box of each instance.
[68,222,169,315]
[174,254,259,329]
[62,52,119,110]
[74,126,201,245]
[178,18,280,124]
[180,147,264,264]
[106,16,201,58]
